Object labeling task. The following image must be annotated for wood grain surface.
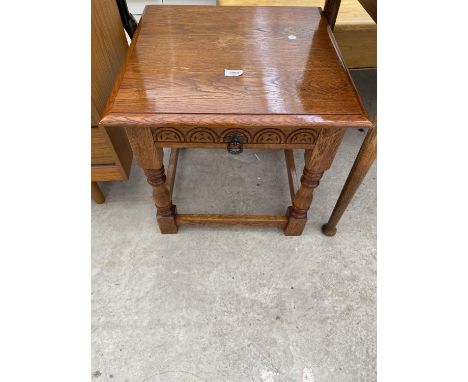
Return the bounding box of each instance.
[101,5,370,129]
[91,127,115,165]
[91,0,128,125]
[217,0,375,26]
[217,0,376,68]
[176,214,288,227]
[91,0,132,197]
[91,165,125,181]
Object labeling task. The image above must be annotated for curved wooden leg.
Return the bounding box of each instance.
[322,126,377,236]
[91,181,105,204]
[284,128,346,236]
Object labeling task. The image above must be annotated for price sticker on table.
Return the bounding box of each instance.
[224,69,244,77]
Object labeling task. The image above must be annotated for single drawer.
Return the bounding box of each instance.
[91,164,124,181]
[151,126,320,150]
[91,127,115,165]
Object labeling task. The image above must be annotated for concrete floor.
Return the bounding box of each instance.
[92,70,376,382]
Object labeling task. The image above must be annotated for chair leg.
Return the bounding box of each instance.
[91,181,105,204]
[322,126,377,236]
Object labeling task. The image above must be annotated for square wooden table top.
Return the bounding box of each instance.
[102,5,372,129]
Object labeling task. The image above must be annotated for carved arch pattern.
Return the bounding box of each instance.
[286,129,319,144]
[253,129,286,144]
[153,128,184,142]
[186,128,218,143]
[153,127,319,145]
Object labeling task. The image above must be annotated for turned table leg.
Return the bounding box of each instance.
[284,169,323,236]
[322,126,377,236]
[125,127,177,234]
[91,181,105,204]
[284,128,346,236]
[144,166,177,233]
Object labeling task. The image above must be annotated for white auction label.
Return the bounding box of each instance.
[224,69,244,77]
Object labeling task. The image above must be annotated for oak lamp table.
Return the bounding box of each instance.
[100,5,373,235]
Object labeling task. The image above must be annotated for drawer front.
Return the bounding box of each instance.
[91,164,124,181]
[151,126,320,149]
[91,127,115,165]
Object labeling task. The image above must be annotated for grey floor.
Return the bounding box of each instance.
[92,70,376,382]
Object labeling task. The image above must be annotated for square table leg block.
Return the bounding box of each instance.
[284,206,307,236]
[157,205,178,234]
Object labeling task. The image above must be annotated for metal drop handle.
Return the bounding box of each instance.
[225,134,244,155]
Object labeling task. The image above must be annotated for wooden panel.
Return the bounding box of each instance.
[91,0,128,124]
[103,126,133,178]
[91,165,125,181]
[102,5,369,127]
[334,27,376,68]
[91,127,115,165]
[92,0,133,183]
[217,0,376,68]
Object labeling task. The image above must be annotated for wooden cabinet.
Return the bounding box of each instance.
[91,0,133,203]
